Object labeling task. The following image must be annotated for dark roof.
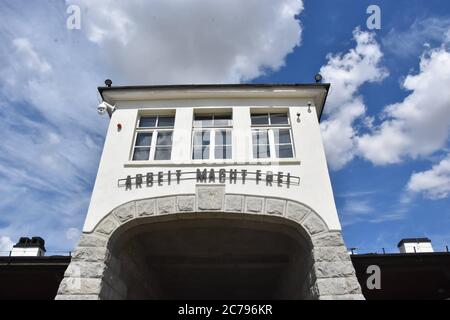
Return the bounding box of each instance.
[98,83,331,121]
[0,255,71,300]
[351,252,450,300]
[397,238,432,247]
[0,255,71,265]
[1,252,449,300]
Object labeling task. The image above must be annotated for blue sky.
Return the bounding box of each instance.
[0,0,449,254]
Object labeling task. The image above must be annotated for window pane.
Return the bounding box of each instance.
[193,115,213,127]
[274,129,292,144]
[193,146,210,159]
[156,131,173,146]
[215,146,232,159]
[154,146,172,160]
[276,144,293,158]
[157,116,175,127]
[270,113,289,125]
[253,145,270,158]
[139,117,157,128]
[215,130,231,145]
[213,114,232,126]
[135,133,152,146]
[252,130,269,145]
[193,131,210,146]
[251,113,269,125]
[133,147,150,161]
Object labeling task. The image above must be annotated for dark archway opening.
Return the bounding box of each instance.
[108,215,314,299]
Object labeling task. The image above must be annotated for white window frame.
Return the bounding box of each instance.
[132,115,175,161]
[251,112,295,160]
[192,113,233,160]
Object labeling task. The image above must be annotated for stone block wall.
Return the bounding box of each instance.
[56,185,364,300]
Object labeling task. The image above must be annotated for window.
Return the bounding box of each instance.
[132,115,174,161]
[192,114,232,160]
[251,112,294,159]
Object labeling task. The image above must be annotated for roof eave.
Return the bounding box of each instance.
[98,83,330,122]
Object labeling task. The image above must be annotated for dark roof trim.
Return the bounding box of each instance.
[98,83,330,95]
[0,255,71,265]
[351,252,449,259]
[98,83,331,121]
[397,238,432,247]
[319,84,330,121]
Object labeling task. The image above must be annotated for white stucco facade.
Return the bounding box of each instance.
[10,247,45,257]
[398,241,434,253]
[83,84,340,232]
[57,84,365,300]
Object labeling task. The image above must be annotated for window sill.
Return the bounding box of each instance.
[124,159,301,168]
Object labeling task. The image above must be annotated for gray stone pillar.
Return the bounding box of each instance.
[55,233,126,300]
[311,232,365,300]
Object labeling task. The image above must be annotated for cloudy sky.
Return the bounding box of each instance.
[0,0,449,254]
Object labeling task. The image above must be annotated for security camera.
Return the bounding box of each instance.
[97,102,107,115]
[97,101,116,116]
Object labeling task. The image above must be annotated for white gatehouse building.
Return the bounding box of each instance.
[56,83,364,300]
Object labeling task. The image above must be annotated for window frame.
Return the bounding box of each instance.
[131,114,175,161]
[191,113,233,160]
[251,112,295,160]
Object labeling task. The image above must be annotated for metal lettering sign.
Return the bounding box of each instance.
[118,168,300,190]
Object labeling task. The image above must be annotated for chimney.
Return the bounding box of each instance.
[10,237,46,257]
[397,238,433,253]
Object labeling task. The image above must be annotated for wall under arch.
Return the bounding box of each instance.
[107,215,317,299]
[56,186,364,300]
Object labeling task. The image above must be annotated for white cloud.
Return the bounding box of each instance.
[340,203,407,227]
[321,28,388,112]
[72,0,304,84]
[383,17,450,58]
[366,211,407,224]
[66,227,82,242]
[339,198,374,226]
[339,195,407,226]
[0,236,14,255]
[320,28,388,170]
[0,2,107,251]
[357,45,450,165]
[12,38,52,74]
[407,154,450,199]
[320,98,366,169]
[321,22,450,174]
[0,1,305,251]
[343,199,373,215]
[337,187,410,227]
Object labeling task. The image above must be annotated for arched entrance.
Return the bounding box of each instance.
[109,214,314,299]
[56,190,364,300]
